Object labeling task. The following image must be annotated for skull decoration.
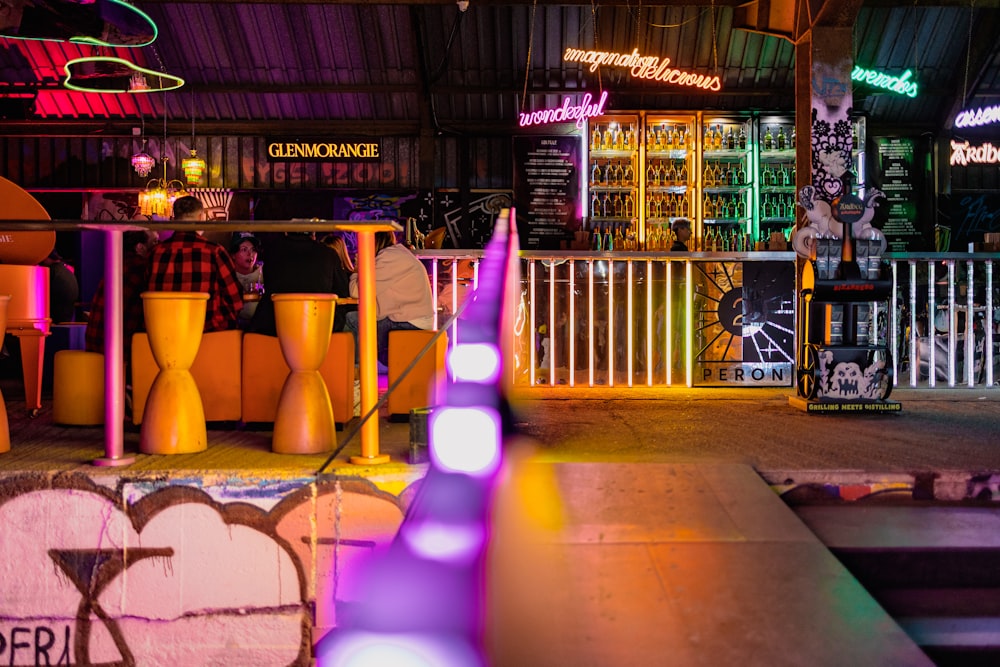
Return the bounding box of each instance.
[827,361,863,398]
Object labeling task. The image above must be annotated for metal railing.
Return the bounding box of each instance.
[416,250,1000,391]
[887,253,998,389]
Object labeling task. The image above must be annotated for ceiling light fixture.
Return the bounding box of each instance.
[181,90,206,186]
[131,114,155,177]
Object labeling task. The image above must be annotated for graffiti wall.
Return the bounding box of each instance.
[0,471,418,666]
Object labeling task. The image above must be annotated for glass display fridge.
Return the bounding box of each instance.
[643,114,697,250]
[700,114,754,251]
[586,113,640,249]
[756,114,797,249]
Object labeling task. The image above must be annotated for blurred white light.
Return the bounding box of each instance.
[430,407,500,476]
[320,632,482,667]
[402,520,485,565]
[447,343,500,383]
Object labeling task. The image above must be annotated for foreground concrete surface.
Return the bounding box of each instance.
[508,386,1000,501]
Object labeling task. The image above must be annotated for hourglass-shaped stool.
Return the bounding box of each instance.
[0,295,11,453]
[272,293,337,454]
[139,291,209,455]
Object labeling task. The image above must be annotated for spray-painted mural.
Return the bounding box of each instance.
[0,472,417,666]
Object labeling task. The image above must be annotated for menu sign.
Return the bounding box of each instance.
[874,137,922,251]
[513,136,581,250]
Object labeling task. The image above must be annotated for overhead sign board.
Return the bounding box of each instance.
[265,138,381,162]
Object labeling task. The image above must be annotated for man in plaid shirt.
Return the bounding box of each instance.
[146,196,243,332]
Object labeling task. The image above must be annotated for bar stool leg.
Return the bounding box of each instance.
[272,293,337,454]
[0,295,11,453]
[139,292,209,455]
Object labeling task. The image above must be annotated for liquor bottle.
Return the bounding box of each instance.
[704,162,714,186]
[647,160,659,187]
[738,125,747,150]
[656,125,667,150]
[714,125,724,150]
[603,226,614,251]
[623,126,633,150]
[592,226,604,251]
[680,125,690,149]
[614,160,625,186]
[670,124,680,149]
[716,194,727,219]
[591,160,602,186]
[763,126,773,151]
[703,124,712,150]
[612,192,623,217]
[613,225,625,250]
[609,161,620,186]
[726,126,736,150]
[736,195,746,219]
[781,164,792,187]
[661,161,674,185]
[736,162,746,186]
[602,126,612,150]
[776,126,786,151]
[601,193,611,217]
[625,160,636,185]
[615,127,625,150]
[678,161,688,183]
[761,164,771,187]
[646,126,656,151]
[703,193,714,218]
[591,125,602,152]
[623,192,634,218]
[790,126,796,149]
[591,191,602,218]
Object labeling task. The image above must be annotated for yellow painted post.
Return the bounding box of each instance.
[350,229,390,465]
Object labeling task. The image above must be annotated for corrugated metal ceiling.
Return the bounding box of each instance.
[0,1,998,136]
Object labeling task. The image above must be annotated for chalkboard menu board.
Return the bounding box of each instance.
[874,137,923,251]
[513,135,582,250]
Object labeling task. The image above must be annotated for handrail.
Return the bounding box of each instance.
[317,208,520,664]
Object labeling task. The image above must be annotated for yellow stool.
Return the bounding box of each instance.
[53,350,105,426]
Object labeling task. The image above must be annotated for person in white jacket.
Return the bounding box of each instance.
[346,231,435,368]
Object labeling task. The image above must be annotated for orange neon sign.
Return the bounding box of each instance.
[563,47,722,92]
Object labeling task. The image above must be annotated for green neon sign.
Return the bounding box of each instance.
[0,0,158,48]
[851,66,918,98]
[64,57,185,94]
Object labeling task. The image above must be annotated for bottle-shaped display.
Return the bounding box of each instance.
[622,160,634,185]
[738,126,747,150]
[776,127,786,151]
[591,126,602,151]
[603,227,614,251]
[592,226,604,251]
[591,191,601,218]
[763,126,773,151]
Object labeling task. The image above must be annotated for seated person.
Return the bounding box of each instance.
[345,231,435,368]
[230,233,264,329]
[41,250,80,323]
[321,233,357,331]
[248,232,351,335]
[146,196,243,332]
[85,229,159,360]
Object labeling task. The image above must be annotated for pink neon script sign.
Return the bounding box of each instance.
[518,91,609,129]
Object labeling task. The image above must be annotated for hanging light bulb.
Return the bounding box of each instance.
[182,149,206,186]
[182,91,206,186]
[131,114,155,177]
[132,143,155,177]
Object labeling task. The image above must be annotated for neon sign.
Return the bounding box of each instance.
[956,104,1000,129]
[850,66,918,98]
[518,91,609,129]
[563,47,722,92]
[950,141,1000,166]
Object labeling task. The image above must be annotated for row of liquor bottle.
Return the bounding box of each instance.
[588,122,798,153]
[590,159,637,187]
[590,159,794,189]
[591,191,638,218]
[590,191,796,220]
[585,222,788,253]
